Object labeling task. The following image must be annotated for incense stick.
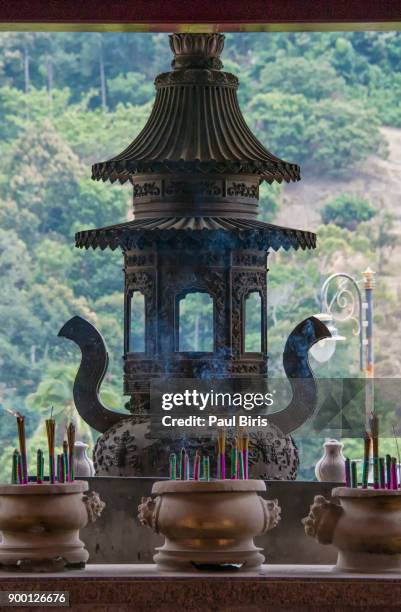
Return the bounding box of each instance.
[63,440,69,481]
[242,433,249,480]
[169,453,177,480]
[350,461,358,488]
[66,423,75,481]
[386,454,392,489]
[379,457,385,488]
[46,415,56,484]
[11,449,19,484]
[231,437,238,480]
[362,432,371,488]
[369,413,379,489]
[217,429,226,480]
[202,455,210,481]
[393,426,401,488]
[36,449,44,484]
[193,450,201,481]
[179,448,185,480]
[16,413,28,484]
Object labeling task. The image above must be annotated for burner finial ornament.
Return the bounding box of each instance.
[169,33,225,70]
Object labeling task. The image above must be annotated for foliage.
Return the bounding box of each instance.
[249,93,384,176]
[321,194,376,230]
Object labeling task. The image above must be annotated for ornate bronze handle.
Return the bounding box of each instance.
[138,496,161,532]
[260,497,281,533]
[83,491,106,522]
[302,495,343,545]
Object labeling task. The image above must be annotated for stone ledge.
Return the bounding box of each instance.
[1,565,401,611]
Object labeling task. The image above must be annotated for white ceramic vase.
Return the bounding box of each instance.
[74,441,95,477]
[315,439,345,482]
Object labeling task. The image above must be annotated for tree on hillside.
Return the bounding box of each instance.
[321,194,376,231]
[260,57,345,100]
[3,120,83,237]
[248,93,384,176]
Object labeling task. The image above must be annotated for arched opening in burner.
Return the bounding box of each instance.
[177,291,214,353]
[244,291,263,352]
[129,291,145,352]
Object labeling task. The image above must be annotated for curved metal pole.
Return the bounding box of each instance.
[320,272,364,372]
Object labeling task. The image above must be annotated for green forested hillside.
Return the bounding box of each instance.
[0,31,400,479]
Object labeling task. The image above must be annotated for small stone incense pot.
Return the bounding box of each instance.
[303,487,401,572]
[0,481,105,571]
[138,480,280,570]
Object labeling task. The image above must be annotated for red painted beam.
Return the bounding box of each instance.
[0,0,400,25]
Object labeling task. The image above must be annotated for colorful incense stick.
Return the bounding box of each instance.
[362,433,371,489]
[17,453,22,484]
[391,457,398,490]
[46,416,56,484]
[57,454,62,482]
[202,456,210,481]
[62,440,69,480]
[193,450,201,481]
[379,457,385,488]
[179,448,185,480]
[231,437,238,480]
[386,454,392,489]
[16,413,28,484]
[62,454,67,482]
[344,457,351,486]
[369,413,379,489]
[350,461,357,488]
[184,452,189,480]
[11,449,19,484]
[36,449,44,484]
[66,423,75,481]
[217,430,226,480]
[239,447,245,480]
[242,434,249,480]
[169,453,177,480]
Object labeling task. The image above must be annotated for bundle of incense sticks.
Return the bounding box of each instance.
[46,416,56,484]
[67,422,75,482]
[5,408,27,484]
[217,430,226,480]
[344,415,401,489]
[345,455,391,489]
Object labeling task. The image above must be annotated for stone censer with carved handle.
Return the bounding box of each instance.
[303,487,401,572]
[0,481,105,571]
[138,480,280,570]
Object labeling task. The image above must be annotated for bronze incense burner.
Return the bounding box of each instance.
[59,33,329,477]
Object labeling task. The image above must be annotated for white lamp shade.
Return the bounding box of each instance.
[310,313,346,363]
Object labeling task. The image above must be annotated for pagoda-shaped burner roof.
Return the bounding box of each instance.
[91,33,300,185]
